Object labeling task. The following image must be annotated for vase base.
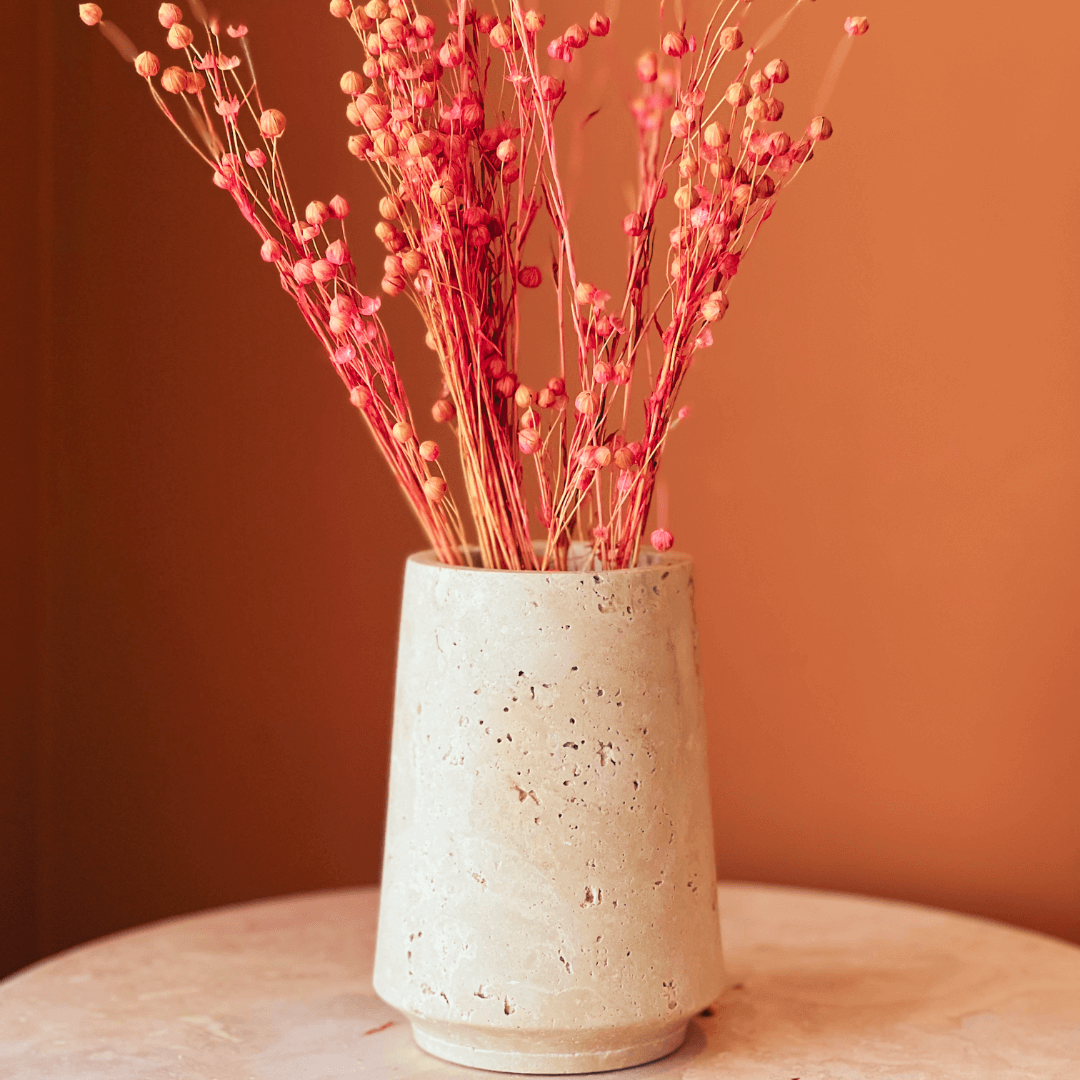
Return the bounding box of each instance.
[410,1018,689,1074]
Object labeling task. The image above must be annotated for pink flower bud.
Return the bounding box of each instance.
[379,16,405,44]
[745,96,767,122]
[662,31,688,58]
[349,385,372,409]
[588,13,610,36]
[392,420,414,444]
[400,249,424,275]
[328,195,350,219]
[373,131,398,157]
[226,24,248,38]
[438,38,463,66]
[79,4,103,26]
[807,115,833,141]
[348,134,373,157]
[419,440,440,461]
[158,3,182,28]
[185,71,205,93]
[637,51,658,82]
[432,398,455,423]
[293,259,316,285]
[700,290,728,321]
[514,384,535,408]
[548,377,566,395]
[844,15,869,35]
[613,446,634,470]
[523,10,545,32]
[381,273,406,295]
[575,281,597,305]
[413,14,435,37]
[166,23,193,48]
[670,109,690,138]
[518,265,542,288]
[245,148,267,167]
[623,211,644,236]
[537,388,556,408]
[650,528,674,552]
[312,259,336,283]
[594,360,614,384]
[260,238,283,262]
[518,427,541,455]
[325,239,348,266]
[259,109,287,137]
[496,139,518,164]
[159,65,186,94]
[340,70,364,95]
[575,390,599,415]
[564,22,589,48]
[329,0,352,15]
[490,21,515,50]
[764,58,789,84]
[329,295,355,317]
[423,476,448,503]
[725,82,751,107]
[718,26,742,51]
[134,51,160,77]
[750,69,769,96]
[593,446,612,468]
[305,200,330,226]
[539,75,564,102]
[495,373,518,398]
[429,177,455,205]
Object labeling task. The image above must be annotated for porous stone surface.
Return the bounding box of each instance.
[372,550,725,1071]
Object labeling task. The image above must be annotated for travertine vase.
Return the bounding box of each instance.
[373,549,724,1073]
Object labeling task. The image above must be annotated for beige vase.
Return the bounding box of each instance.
[373,548,724,1073]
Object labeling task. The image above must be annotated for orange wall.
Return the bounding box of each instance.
[3,0,1078,976]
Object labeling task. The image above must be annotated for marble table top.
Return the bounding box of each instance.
[1,882,1078,1078]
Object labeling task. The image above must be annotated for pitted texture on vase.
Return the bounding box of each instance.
[373,551,724,1069]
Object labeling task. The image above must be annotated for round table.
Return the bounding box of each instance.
[2,883,1078,1078]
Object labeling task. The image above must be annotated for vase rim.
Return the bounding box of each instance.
[407,543,692,576]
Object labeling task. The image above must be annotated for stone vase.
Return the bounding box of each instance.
[373,548,724,1074]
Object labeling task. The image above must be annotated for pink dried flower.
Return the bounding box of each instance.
[764,58,790,84]
[419,440,440,461]
[637,52,658,83]
[650,529,674,552]
[518,265,542,288]
[79,4,103,26]
[226,24,248,38]
[329,0,352,15]
[588,13,610,37]
[718,27,742,51]
[564,23,589,49]
[158,3,182,28]
[160,65,186,93]
[808,115,833,141]
[134,52,160,77]
[328,195,350,218]
[431,399,455,423]
[166,23,193,48]
[259,109,287,137]
[662,31,688,59]
[844,16,870,36]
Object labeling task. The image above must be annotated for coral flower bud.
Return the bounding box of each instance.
[725,82,751,107]
[495,373,518,398]
[651,528,674,552]
[328,194,350,219]
[844,15,869,35]
[703,122,727,149]
[593,446,612,468]
[477,13,497,33]
[807,115,833,141]
[340,70,364,94]
[514,384,535,408]
[518,265,542,288]
[674,184,699,211]
[764,58,789,84]
[613,362,631,384]
[765,97,784,122]
[539,75,564,102]
[623,211,644,236]
[718,26,742,51]
[548,377,566,395]
[293,259,316,285]
[429,177,455,205]
[700,290,728,321]
[496,139,518,164]
[636,51,658,82]
[373,131,398,157]
[490,21,515,50]
[438,38,463,66]
[365,0,388,16]
[432,398,455,423]
[160,65,187,92]
[575,390,599,415]
[306,200,330,226]
[259,109,287,137]
[749,69,769,96]
[518,428,541,455]
[348,134,372,157]
[613,447,634,470]
[378,195,403,220]
[185,71,205,93]
[594,360,614,384]
[134,51,160,77]
[349,385,372,409]
[158,3,182,28]
[745,97,767,122]
[413,14,435,37]
[245,148,267,167]
[379,16,405,43]
[537,388,556,408]
[662,31,688,58]
[392,420,414,443]
[523,10,545,32]
[312,259,336,283]
[400,249,424,275]
[589,13,610,36]
[166,23,193,48]
[575,281,597,305]
[423,476,447,503]
[326,240,349,266]
[565,23,589,48]
[329,0,352,14]
[79,4,103,26]
[419,440,440,461]
[381,273,406,295]
[670,109,690,139]
[260,238,283,262]
[710,153,734,180]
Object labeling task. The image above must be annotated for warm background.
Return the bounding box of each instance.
[3,0,1078,979]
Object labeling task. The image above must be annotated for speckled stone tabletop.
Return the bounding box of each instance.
[1,882,1078,1079]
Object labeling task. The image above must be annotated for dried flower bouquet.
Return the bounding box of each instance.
[79,0,868,571]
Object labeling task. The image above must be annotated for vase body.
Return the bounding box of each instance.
[373,549,724,1074]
